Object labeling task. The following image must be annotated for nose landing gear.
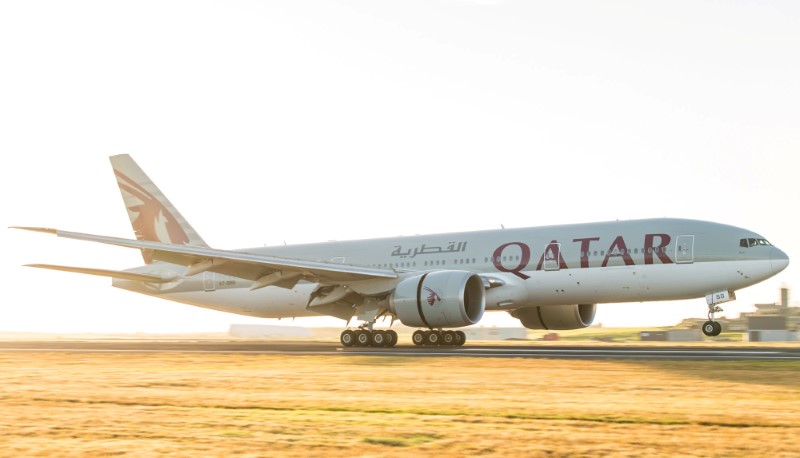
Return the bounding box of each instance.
[702,290,736,337]
[702,305,723,337]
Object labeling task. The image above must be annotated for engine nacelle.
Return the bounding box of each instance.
[511,304,596,330]
[389,270,485,328]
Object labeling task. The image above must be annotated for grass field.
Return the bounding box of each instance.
[1,351,798,457]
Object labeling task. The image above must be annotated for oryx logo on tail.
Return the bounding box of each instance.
[115,169,189,247]
[114,169,190,264]
[109,154,208,264]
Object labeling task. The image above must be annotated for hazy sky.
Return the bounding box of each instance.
[1,1,798,333]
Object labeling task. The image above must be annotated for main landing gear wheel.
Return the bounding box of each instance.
[340,330,355,346]
[454,330,466,346]
[412,330,426,346]
[702,320,722,337]
[442,331,455,345]
[371,330,387,347]
[340,329,398,348]
[386,330,398,347]
[426,330,441,346]
[355,330,371,346]
[412,329,467,347]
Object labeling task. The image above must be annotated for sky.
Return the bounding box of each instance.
[1,0,798,333]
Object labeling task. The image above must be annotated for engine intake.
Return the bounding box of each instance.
[511,304,596,330]
[389,270,485,328]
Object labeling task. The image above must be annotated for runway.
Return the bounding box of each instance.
[1,340,799,360]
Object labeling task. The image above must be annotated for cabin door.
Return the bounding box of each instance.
[676,235,695,264]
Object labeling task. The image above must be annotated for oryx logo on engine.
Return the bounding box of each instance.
[424,287,441,306]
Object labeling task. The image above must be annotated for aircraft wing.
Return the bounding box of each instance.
[14,227,398,286]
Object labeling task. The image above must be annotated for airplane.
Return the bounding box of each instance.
[14,155,789,347]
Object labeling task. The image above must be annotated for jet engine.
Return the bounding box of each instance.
[389,270,485,328]
[511,304,596,330]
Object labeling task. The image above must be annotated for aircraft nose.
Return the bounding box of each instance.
[771,247,790,274]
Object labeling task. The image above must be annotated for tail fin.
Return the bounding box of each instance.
[110,154,208,264]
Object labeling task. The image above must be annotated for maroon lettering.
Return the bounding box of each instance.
[601,236,635,267]
[644,233,673,264]
[492,242,531,280]
[536,240,568,270]
[573,237,600,268]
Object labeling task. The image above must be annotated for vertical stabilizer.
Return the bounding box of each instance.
[110,154,208,263]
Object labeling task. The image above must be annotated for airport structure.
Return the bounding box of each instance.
[640,330,702,342]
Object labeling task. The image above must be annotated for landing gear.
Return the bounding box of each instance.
[341,327,467,347]
[340,328,398,347]
[702,304,723,337]
[412,329,467,347]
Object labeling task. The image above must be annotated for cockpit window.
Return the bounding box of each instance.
[740,238,772,248]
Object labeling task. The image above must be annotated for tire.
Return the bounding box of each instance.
[372,330,387,347]
[355,330,371,346]
[442,331,455,346]
[340,330,355,347]
[712,321,723,336]
[412,330,426,346]
[386,330,398,347]
[455,330,466,346]
[702,321,716,337]
[426,331,441,346]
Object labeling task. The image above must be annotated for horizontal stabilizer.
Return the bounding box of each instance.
[25,264,178,284]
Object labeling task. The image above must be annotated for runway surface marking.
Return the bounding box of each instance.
[1,341,799,360]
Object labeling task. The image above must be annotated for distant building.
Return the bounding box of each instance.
[746,330,798,342]
[640,330,702,342]
[740,286,799,332]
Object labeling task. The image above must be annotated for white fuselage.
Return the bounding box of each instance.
[114,218,788,320]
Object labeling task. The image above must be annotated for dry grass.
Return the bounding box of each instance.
[0,352,798,457]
